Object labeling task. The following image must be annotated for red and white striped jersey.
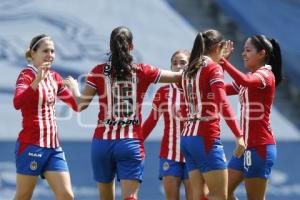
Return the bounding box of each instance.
[152,83,187,162]
[233,66,276,148]
[13,65,77,148]
[181,58,224,140]
[181,57,241,145]
[86,63,161,140]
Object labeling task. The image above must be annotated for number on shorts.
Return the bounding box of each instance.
[244,150,252,167]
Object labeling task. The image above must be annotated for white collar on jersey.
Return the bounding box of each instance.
[27,64,38,73]
[261,65,272,70]
[203,55,212,61]
[201,56,211,67]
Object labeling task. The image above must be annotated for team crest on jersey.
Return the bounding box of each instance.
[47,93,55,105]
[30,161,38,171]
[163,161,169,171]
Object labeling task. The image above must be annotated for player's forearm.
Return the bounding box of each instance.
[212,83,242,137]
[159,70,182,83]
[13,87,36,110]
[221,58,261,87]
[225,83,238,96]
[142,110,160,140]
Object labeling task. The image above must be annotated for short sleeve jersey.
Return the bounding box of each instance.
[86,63,161,140]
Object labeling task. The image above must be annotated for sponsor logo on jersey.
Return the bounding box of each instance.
[104,119,139,126]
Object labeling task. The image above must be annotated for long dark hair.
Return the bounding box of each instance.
[251,35,282,87]
[109,26,135,81]
[185,29,224,78]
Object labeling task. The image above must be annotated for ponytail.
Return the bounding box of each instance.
[110,26,134,81]
[269,39,283,87]
[185,32,205,78]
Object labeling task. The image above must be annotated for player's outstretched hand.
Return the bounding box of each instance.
[222,40,234,60]
[64,76,81,97]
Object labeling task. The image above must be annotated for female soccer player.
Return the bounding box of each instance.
[64,26,182,200]
[13,34,77,200]
[142,50,198,200]
[180,29,245,200]
[220,35,282,200]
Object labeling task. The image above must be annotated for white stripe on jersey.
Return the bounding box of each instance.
[167,85,174,160]
[175,88,181,162]
[181,77,189,136]
[210,78,224,85]
[86,80,97,89]
[41,80,51,148]
[103,76,112,139]
[38,81,45,147]
[120,123,125,138]
[128,123,134,139]
[129,72,137,138]
[193,68,202,136]
[16,84,28,89]
[232,82,240,92]
[47,74,58,147]
[195,67,202,118]
[244,88,250,147]
[111,123,118,140]
[186,79,193,136]
[240,87,245,146]
[46,76,53,147]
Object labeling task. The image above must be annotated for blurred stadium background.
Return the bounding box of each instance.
[1,0,299,199]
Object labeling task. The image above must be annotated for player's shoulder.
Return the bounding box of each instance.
[255,65,274,80]
[91,63,107,73]
[206,60,222,70]
[205,61,223,78]
[19,66,37,78]
[256,65,272,75]
[136,63,157,72]
[22,65,36,74]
